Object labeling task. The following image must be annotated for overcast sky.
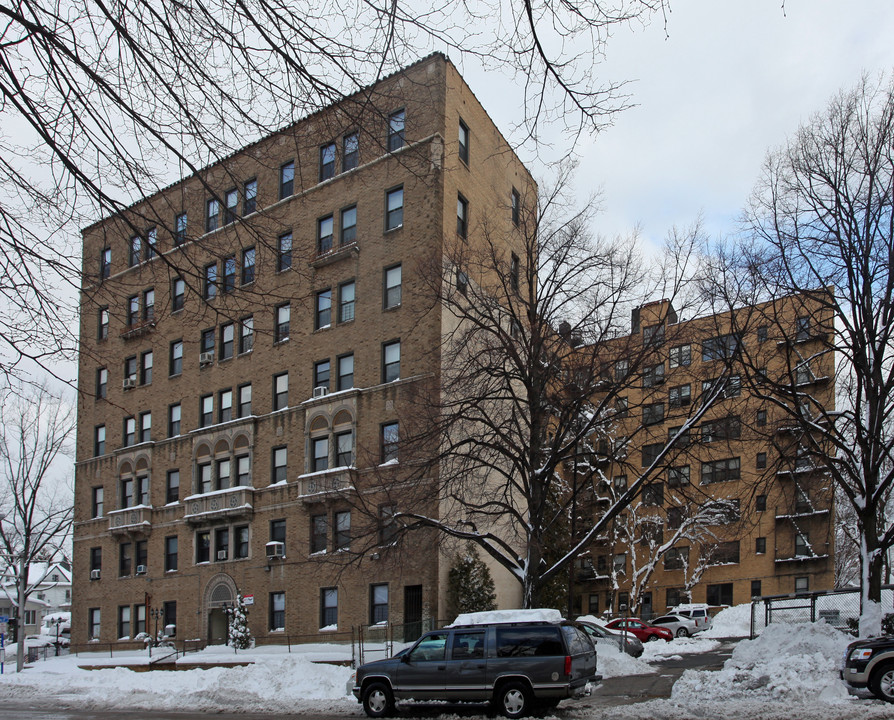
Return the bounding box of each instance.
[465,0,894,245]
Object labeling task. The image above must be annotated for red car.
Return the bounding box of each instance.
[605,618,673,642]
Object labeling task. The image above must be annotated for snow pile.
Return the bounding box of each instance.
[641,636,721,660]
[596,642,655,677]
[672,621,852,705]
[701,603,755,638]
[451,608,563,625]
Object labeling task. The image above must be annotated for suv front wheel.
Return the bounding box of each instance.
[362,681,394,718]
[497,681,532,719]
[870,661,894,703]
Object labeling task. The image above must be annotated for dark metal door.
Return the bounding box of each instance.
[404,585,423,642]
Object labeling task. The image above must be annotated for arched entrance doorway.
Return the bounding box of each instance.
[203,573,237,645]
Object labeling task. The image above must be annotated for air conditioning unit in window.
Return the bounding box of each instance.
[90,569,101,580]
[313,386,329,398]
[217,550,228,561]
[265,541,285,559]
[135,565,147,575]
[122,377,136,390]
[199,351,214,365]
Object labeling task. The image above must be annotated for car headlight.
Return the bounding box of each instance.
[850,648,874,662]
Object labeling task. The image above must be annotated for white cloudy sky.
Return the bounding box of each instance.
[463,0,894,245]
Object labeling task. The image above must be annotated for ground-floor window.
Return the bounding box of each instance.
[89,608,101,640]
[269,592,285,631]
[321,587,338,628]
[706,582,733,606]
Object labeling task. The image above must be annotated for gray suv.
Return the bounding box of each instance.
[352,620,599,717]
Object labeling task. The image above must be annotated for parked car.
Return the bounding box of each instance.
[604,618,673,642]
[576,618,644,657]
[649,613,701,638]
[841,636,894,702]
[352,618,600,718]
[669,603,715,633]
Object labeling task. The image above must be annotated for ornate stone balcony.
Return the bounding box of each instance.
[183,486,254,524]
[108,506,152,535]
[298,468,352,500]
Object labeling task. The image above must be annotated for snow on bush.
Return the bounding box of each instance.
[672,621,852,705]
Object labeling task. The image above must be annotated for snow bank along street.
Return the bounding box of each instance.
[2,607,894,718]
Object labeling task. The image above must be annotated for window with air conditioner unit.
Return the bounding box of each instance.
[123,377,136,390]
[199,351,214,365]
[266,541,285,558]
[217,550,228,561]
[135,565,147,575]
[90,569,101,580]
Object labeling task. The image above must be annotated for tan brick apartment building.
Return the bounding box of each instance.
[72,53,535,646]
[573,296,836,618]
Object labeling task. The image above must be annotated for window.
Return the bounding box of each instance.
[643,324,665,346]
[311,289,331,330]
[275,303,290,342]
[206,198,220,233]
[91,487,103,518]
[386,186,403,230]
[240,316,254,354]
[370,584,389,624]
[755,537,767,554]
[243,179,257,215]
[277,232,292,271]
[701,416,741,443]
[235,525,249,558]
[280,160,294,199]
[668,465,690,487]
[335,430,353,467]
[199,394,213,427]
[203,263,217,300]
[796,316,811,342]
[613,553,627,574]
[756,409,767,426]
[343,132,359,171]
[241,247,255,285]
[664,546,689,570]
[98,306,109,340]
[667,506,686,529]
[172,277,185,311]
[311,514,328,553]
[339,281,355,323]
[215,527,229,558]
[751,580,762,598]
[165,536,178,571]
[456,269,468,296]
[456,194,468,238]
[196,462,211,494]
[641,442,663,467]
[701,457,740,484]
[235,455,250,486]
[88,608,101,640]
[706,582,734,606]
[388,109,405,151]
[337,353,354,391]
[795,363,814,385]
[383,340,400,382]
[272,446,287,483]
[119,542,132,577]
[794,576,809,594]
[270,592,286,631]
[96,367,108,399]
[702,333,741,362]
[220,322,234,360]
[334,511,351,550]
[321,587,338,628]
[142,289,155,321]
[706,541,740,565]
[384,264,401,308]
[90,547,102,573]
[123,416,136,446]
[174,212,187,245]
[340,205,357,246]
[643,402,664,426]
[196,531,210,563]
[642,482,664,506]
[511,188,520,226]
[170,340,183,376]
[312,436,329,472]
[166,470,180,503]
[94,425,105,456]
[510,253,520,292]
[795,533,810,556]
[381,421,399,463]
[145,227,157,260]
[128,235,141,267]
[273,372,289,411]
[756,494,767,511]
[314,360,330,392]
[270,518,286,544]
[379,503,398,545]
[668,384,691,408]
[614,360,630,382]
[238,383,252,417]
[756,452,767,469]
[219,389,233,423]
[224,188,238,225]
[139,411,151,443]
[669,343,691,368]
[642,363,665,388]
[456,118,471,163]
[318,215,334,254]
[127,295,139,326]
[140,350,153,385]
[320,142,336,181]
[100,247,111,279]
[120,478,133,509]
[118,605,131,639]
[757,325,768,343]
[124,355,137,386]
[222,255,236,293]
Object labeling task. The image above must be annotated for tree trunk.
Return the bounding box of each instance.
[860,511,885,637]
[16,555,27,672]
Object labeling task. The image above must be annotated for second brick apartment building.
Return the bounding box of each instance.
[72,53,536,646]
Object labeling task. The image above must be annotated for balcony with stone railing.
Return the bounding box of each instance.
[298,468,353,501]
[108,506,152,535]
[183,486,254,524]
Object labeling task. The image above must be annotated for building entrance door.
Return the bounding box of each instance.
[404,585,423,642]
[208,608,228,644]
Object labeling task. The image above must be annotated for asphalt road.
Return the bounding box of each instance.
[0,642,738,720]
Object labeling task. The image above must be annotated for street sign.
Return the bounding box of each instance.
[0,615,8,623]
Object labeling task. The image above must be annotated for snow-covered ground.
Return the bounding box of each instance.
[1,609,892,719]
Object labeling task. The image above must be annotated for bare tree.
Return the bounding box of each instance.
[0,0,669,382]
[706,73,894,634]
[0,382,74,671]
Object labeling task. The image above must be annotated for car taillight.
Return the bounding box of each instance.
[564,655,572,677]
